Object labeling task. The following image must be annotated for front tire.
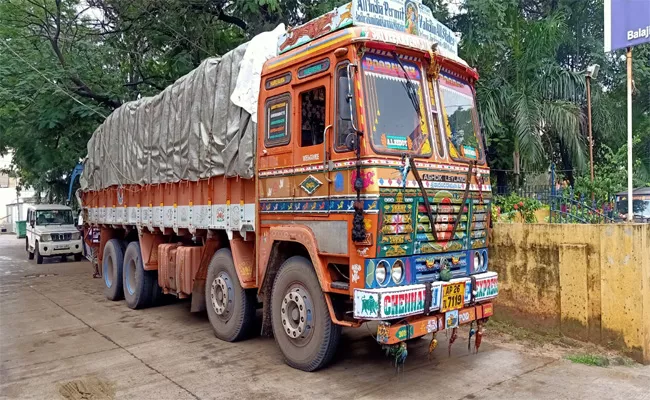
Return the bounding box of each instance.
[35,242,43,265]
[271,256,341,371]
[205,249,256,342]
[122,242,156,309]
[103,239,125,301]
[27,239,34,260]
[74,253,83,262]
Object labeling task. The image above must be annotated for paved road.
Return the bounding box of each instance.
[0,235,648,400]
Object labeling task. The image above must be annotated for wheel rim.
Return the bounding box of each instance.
[126,258,136,295]
[210,272,233,321]
[280,285,314,345]
[104,254,113,287]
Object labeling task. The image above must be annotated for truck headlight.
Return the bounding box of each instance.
[474,251,481,271]
[391,260,404,283]
[40,234,51,242]
[376,261,388,285]
[71,232,81,240]
[481,251,488,272]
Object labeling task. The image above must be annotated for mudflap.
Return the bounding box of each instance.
[190,279,206,313]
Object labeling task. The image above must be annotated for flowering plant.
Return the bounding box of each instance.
[493,194,542,223]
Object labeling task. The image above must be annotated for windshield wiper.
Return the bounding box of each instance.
[391,51,421,119]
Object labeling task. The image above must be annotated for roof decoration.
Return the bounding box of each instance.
[278,0,459,55]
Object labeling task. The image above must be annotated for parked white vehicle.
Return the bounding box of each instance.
[26,204,83,264]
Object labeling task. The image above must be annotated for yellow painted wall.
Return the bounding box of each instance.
[490,223,650,364]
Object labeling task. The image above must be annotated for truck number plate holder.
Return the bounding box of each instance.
[441,282,465,313]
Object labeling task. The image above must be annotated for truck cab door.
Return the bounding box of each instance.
[292,75,332,214]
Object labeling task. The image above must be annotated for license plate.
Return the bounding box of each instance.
[441,282,465,313]
[54,245,69,250]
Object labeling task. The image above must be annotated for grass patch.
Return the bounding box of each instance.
[565,354,610,367]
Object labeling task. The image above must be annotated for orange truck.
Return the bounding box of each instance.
[79,0,498,371]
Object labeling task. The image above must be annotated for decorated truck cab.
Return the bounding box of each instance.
[80,0,497,372]
[265,0,499,350]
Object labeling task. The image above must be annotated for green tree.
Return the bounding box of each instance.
[457,0,587,187]
[2,0,648,202]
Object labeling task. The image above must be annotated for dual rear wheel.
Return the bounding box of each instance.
[103,239,161,308]
[122,242,160,309]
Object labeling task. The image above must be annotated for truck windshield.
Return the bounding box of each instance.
[438,72,481,160]
[36,210,74,225]
[362,53,432,156]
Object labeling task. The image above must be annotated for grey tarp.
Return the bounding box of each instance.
[80,42,256,191]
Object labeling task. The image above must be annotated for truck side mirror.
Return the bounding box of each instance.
[344,63,359,132]
[30,220,35,228]
[339,75,352,122]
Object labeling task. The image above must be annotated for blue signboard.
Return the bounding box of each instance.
[604,0,650,52]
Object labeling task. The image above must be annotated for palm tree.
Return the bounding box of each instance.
[466,8,587,186]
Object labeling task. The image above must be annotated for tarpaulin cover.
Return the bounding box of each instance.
[81,41,256,191]
[231,23,286,123]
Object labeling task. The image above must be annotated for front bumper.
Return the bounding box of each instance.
[353,271,498,320]
[377,302,494,344]
[39,240,83,256]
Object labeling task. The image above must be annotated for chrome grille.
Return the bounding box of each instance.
[51,233,72,242]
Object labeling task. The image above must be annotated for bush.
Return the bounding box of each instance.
[493,193,543,223]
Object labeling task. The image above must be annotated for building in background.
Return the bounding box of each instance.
[0,153,36,233]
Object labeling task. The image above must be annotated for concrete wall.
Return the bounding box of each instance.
[490,223,650,364]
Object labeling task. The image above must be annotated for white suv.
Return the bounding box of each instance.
[26,204,83,264]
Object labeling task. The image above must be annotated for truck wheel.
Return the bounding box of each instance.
[35,242,44,264]
[74,253,83,262]
[103,239,125,301]
[122,241,156,309]
[205,248,256,342]
[27,238,34,260]
[271,256,341,371]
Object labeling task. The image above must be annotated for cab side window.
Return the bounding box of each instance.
[300,87,326,147]
[265,94,291,148]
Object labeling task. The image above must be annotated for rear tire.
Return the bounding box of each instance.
[205,249,256,342]
[122,241,156,309]
[103,239,125,301]
[35,242,43,265]
[271,256,341,371]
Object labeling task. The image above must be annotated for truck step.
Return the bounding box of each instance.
[331,281,349,290]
